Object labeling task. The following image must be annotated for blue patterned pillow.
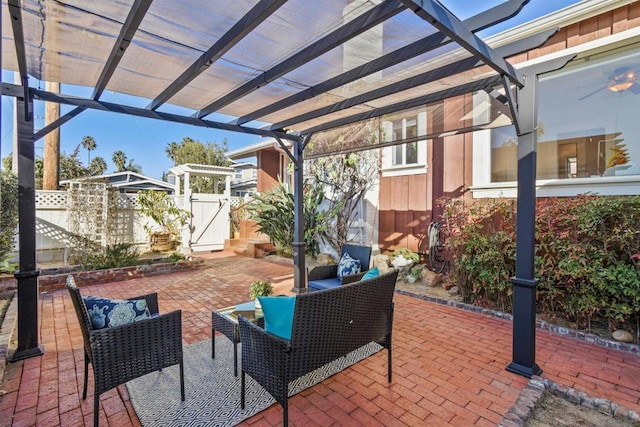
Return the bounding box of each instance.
[82,296,151,330]
[337,252,361,278]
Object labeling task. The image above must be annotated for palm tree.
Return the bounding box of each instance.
[88,156,107,176]
[124,159,142,174]
[112,150,127,172]
[81,136,97,165]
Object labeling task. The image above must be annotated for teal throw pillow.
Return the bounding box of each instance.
[361,266,380,280]
[82,296,151,330]
[337,252,361,278]
[258,295,296,341]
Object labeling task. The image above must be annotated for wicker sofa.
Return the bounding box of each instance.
[307,243,372,291]
[238,269,398,426]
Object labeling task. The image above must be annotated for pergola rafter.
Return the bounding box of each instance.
[233,0,529,126]
[147,0,287,111]
[194,0,405,119]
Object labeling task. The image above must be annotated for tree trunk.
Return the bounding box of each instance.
[42,81,61,190]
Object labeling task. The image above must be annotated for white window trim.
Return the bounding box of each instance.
[472,29,640,198]
[381,111,427,177]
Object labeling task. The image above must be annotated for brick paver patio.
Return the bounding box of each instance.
[1,252,639,426]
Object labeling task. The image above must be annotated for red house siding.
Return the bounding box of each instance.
[376,4,638,255]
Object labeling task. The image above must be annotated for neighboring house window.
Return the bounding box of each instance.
[381,110,427,177]
[235,169,243,180]
[472,41,640,197]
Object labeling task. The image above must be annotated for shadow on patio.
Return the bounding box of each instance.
[1,252,639,426]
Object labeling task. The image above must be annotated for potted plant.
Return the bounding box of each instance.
[389,248,419,277]
[249,280,273,309]
[138,190,191,251]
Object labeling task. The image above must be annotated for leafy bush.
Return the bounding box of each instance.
[246,179,332,257]
[441,195,640,337]
[138,190,190,237]
[0,171,19,260]
[390,248,420,264]
[78,243,140,270]
[441,198,515,311]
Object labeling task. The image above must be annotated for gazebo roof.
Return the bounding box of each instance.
[169,163,233,178]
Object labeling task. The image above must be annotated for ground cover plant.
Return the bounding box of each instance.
[440,195,640,342]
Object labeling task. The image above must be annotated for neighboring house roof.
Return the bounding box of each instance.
[227,138,292,160]
[60,171,174,193]
[230,161,257,169]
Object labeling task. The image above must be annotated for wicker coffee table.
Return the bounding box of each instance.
[212,302,264,376]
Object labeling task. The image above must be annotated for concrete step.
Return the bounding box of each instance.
[223,238,275,258]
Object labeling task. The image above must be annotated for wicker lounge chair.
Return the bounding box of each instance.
[307,243,372,291]
[66,275,185,427]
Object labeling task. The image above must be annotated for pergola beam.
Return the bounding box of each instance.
[303,76,501,134]
[195,0,404,118]
[400,0,524,88]
[269,28,557,131]
[233,0,529,126]
[1,83,302,142]
[148,0,287,110]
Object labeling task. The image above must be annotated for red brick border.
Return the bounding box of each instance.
[0,257,205,293]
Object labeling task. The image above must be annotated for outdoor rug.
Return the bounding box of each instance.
[127,336,382,426]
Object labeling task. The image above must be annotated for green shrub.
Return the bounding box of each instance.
[246,179,331,257]
[0,171,19,260]
[79,243,140,270]
[390,248,420,264]
[441,195,640,336]
[441,198,515,311]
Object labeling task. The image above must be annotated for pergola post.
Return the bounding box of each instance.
[507,73,541,378]
[291,137,306,293]
[9,91,44,361]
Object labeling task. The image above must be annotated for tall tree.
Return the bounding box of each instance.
[112,150,127,172]
[81,135,97,165]
[165,137,230,193]
[60,145,86,181]
[123,159,142,173]
[165,141,179,164]
[88,156,107,176]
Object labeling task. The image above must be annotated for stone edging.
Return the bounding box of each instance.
[498,376,640,426]
[396,289,640,355]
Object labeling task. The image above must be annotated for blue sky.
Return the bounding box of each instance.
[1,0,581,179]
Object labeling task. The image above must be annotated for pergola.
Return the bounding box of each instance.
[2,0,576,378]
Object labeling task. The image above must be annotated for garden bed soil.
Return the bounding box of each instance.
[526,393,636,427]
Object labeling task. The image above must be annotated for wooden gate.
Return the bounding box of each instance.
[188,193,230,252]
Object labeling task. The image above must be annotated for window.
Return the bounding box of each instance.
[234,169,243,180]
[381,110,427,176]
[472,43,640,197]
[391,117,419,166]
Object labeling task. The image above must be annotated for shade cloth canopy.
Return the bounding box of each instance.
[2,0,549,144]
